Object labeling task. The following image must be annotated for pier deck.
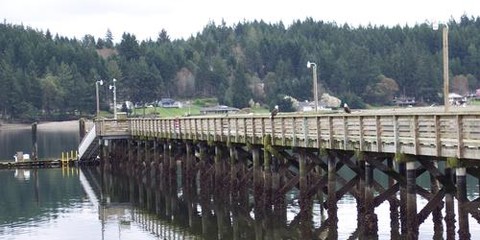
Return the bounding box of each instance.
[80,107,480,162]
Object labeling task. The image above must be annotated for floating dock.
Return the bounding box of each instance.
[0,159,73,169]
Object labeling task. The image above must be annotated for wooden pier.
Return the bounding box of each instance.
[84,109,480,160]
[79,109,480,239]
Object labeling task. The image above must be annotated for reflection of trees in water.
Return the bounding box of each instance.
[0,127,79,160]
[0,168,81,226]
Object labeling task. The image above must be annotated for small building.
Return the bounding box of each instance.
[124,101,134,110]
[200,105,239,115]
[296,101,333,112]
[392,96,416,107]
[298,101,314,112]
[160,98,181,108]
[449,93,466,105]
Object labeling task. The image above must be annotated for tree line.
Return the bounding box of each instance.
[1,15,480,121]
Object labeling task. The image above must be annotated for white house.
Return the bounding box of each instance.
[448,93,466,105]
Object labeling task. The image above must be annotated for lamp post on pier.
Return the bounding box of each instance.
[95,79,104,117]
[307,61,319,112]
[109,78,117,119]
[433,22,449,112]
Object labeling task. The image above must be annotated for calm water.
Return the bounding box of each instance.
[1,123,479,239]
[0,122,80,160]
[0,168,159,240]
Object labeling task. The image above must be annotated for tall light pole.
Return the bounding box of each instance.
[442,26,449,112]
[434,23,449,112]
[307,61,319,112]
[95,79,104,117]
[109,78,117,119]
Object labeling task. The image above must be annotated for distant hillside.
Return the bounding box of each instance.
[1,15,480,122]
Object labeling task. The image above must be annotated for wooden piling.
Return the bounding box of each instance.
[444,166,456,240]
[263,148,272,206]
[102,139,109,171]
[152,140,159,173]
[272,172,285,219]
[364,160,378,236]
[315,164,324,217]
[169,142,176,176]
[252,146,264,212]
[238,147,250,209]
[163,141,170,176]
[398,162,407,235]
[263,135,272,205]
[137,141,142,169]
[430,161,444,238]
[406,161,418,239]
[356,154,366,229]
[299,150,307,195]
[127,139,133,163]
[229,145,238,198]
[184,178,194,227]
[199,161,211,238]
[252,147,261,185]
[185,142,194,182]
[79,118,86,140]
[145,140,151,167]
[216,202,226,240]
[169,164,178,223]
[298,149,313,239]
[456,167,470,239]
[31,122,38,160]
[215,145,223,189]
[387,157,400,239]
[254,215,263,240]
[327,153,338,239]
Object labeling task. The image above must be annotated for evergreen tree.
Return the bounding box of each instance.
[105,29,114,48]
[225,65,252,108]
[118,33,141,61]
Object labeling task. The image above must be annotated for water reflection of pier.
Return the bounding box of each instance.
[92,138,480,239]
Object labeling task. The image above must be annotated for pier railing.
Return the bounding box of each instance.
[78,124,97,160]
[94,112,480,160]
[96,118,130,137]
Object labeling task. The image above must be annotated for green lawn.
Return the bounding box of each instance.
[130,105,270,118]
[131,105,200,117]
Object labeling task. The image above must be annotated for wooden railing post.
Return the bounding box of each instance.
[316,116,320,148]
[234,118,239,142]
[328,116,334,149]
[375,116,382,152]
[359,116,364,151]
[243,118,247,143]
[251,117,256,144]
[292,117,297,147]
[457,115,464,159]
[413,115,419,155]
[393,115,399,153]
[343,116,348,150]
[303,117,308,148]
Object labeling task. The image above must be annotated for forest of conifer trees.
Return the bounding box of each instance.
[1,15,480,121]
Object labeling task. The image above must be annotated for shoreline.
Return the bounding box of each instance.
[0,120,93,131]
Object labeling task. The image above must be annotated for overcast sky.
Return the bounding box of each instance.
[1,0,479,42]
